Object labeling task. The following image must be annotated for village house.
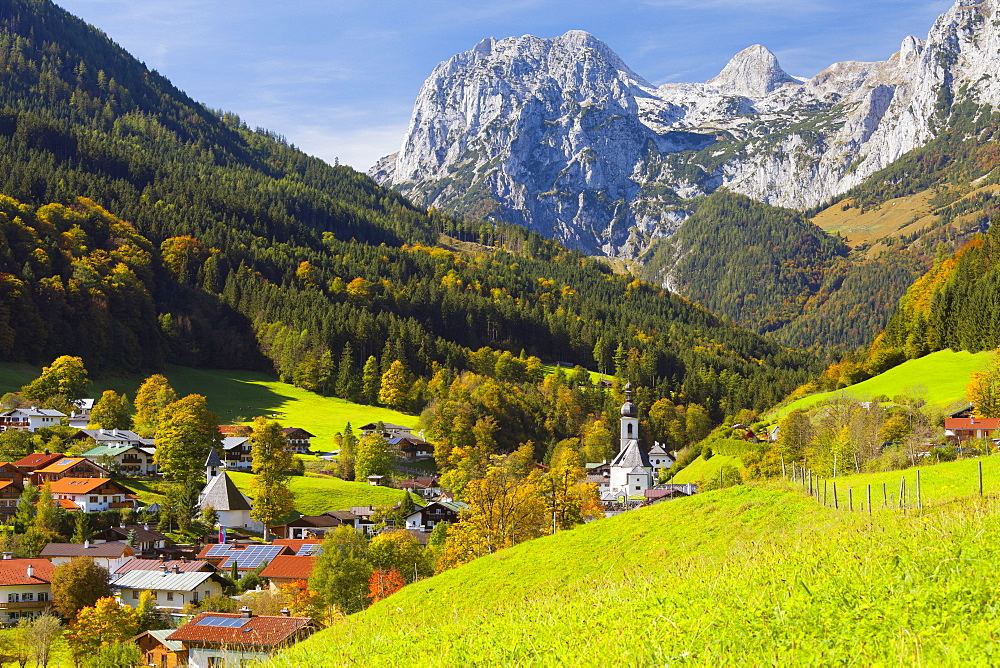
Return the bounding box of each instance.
[116,567,229,614]
[133,629,188,668]
[33,456,110,485]
[282,427,315,454]
[94,525,170,556]
[269,511,357,540]
[114,558,217,579]
[166,610,315,668]
[0,408,66,432]
[389,435,434,461]
[80,442,157,477]
[40,541,137,571]
[195,543,292,575]
[393,477,442,499]
[11,452,63,477]
[259,555,316,590]
[647,443,676,480]
[944,416,1000,443]
[48,477,136,512]
[220,436,253,471]
[403,500,468,533]
[0,558,54,626]
[360,422,413,438]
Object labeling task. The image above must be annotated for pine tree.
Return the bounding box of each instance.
[335,344,359,401]
[338,423,357,480]
[33,483,61,537]
[70,512,92,544]
[361,356,380,405]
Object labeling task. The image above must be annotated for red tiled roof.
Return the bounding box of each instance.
[167,612,313,647]
[12,453,63,470]
[55,499,79,510]
[0,559,54,585]
[259,555,316,581]
[944,417,1000,430]
[48,477,128,495]
[115,559,216,574]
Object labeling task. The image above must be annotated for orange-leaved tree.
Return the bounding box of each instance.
[66,597,143,655]
[368,568,405,604]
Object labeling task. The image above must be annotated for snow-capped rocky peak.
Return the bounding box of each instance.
[706,44,800,97]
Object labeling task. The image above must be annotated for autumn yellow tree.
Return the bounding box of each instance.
[65,597,143,655]
[378,360,409,409]
[133,374,178,437]
[543,442,603,531]
[153,394,220,480]
[438,456,546,571]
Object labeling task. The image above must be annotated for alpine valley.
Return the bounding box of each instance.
[374,0,1000,349]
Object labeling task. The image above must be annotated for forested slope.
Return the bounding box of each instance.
[0,0,821,429]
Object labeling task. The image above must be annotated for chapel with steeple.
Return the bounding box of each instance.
[607,382,654,499]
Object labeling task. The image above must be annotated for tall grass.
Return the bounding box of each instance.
[273,483,1000,665]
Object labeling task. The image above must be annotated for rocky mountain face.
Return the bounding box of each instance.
[372,0,1000,257]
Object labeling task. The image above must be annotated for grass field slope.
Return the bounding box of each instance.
[227,471,414,516]
[274,483,1000,665]
[0,363,416,453]
[771,349,994,419]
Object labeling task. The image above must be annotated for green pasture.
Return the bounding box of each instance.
[227,471,416,515]
[541,363,612,384]
[0,362,417,453]
[274,482,1000,665]
[816,454,1000,510]
[770,349,994,420]
[669,453,741,484]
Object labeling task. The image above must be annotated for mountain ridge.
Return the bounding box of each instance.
[373,0,1000,258]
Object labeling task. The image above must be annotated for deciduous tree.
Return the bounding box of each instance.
[66,597,142,655]
[132,374,177,437]
[51,557,113,620]
[88,390,131,430]
[309,526,372,615]
[21,355,89,403]
[249,417,295,541]
[367,568,405,603]
[354,432,394,483]
[379,360,409,409]
[153,394,220,481]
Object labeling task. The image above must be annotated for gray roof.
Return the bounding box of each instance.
[77,429,145,443]
[5,408,66,418]
[199,472,252,511]
[647,443,673,458]
[146,629,185,652]
[113,568,220,592]
[205,449,222,468]
[610,439,652,470]
[41,541,134,558]
[221,437,251,451]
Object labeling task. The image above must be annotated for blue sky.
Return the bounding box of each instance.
[55,0,954,171]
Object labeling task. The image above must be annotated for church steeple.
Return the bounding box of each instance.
[620,382,638,443]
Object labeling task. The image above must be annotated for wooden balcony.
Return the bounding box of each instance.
[0,600,49,611]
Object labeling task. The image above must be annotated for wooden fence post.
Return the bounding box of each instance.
[883,482,887,508]
[849,488,854,512]
[899,477,906,510]
[867,485,872,515]
[823,479,828,507]
[979,460,984,497]
[916,470,922,510]
[833,482,838,510]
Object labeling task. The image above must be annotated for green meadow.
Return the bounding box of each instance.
[669,453,740,484]
[817,454,1000,510]
[770,349,994,419]
[0,362,417,452]
[274,482,1000,666]
[227,471,414,515]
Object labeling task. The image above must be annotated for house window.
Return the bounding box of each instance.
[132,590,139,600]
[635,486,640,491]
[627,424,633,436]
[7,593,18,602]
[21,593,33,601]
[89,496,98,503]
[166,592,173,601]
[37,593,47,602]
[151,591,157,599]
[207,658,224,668]
[102,496,107,502]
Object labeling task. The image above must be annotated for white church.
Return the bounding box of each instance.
[588,383,675,502]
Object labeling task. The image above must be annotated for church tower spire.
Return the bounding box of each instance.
[620,381,638,444]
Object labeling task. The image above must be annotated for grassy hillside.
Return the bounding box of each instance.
[771,349,994,419]
[274,483,1000,665]
[227,471,413,515]
[823,455,1000,509]
[670,453,740,484]
[0,362,416,452]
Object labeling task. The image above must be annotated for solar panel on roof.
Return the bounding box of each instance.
[57,459,74,465]
[295,544,321,556]
[195,616,249,628]
[220,545,282,569]
[207,544,230,556]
